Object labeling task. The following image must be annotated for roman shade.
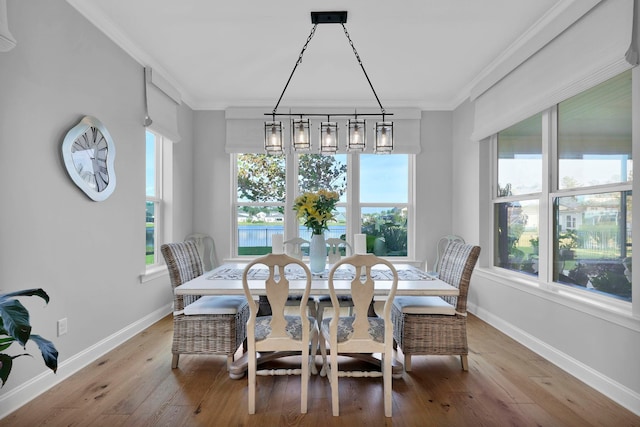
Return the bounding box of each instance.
[145,67,182,142]
[472,0,637,141]
[225,107,422,154]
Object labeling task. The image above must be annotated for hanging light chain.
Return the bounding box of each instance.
[341,23,386,114]
[272,23,318,115]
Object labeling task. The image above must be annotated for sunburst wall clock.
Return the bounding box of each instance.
[62,116,116,201]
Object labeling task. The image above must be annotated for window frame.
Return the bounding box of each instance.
[231,152,415,261]
[141,129,171,283]
[488,72,634,310]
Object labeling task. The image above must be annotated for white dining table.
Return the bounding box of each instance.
[175,263,459,298]
[174,262,459,379]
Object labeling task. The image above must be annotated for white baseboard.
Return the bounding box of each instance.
[0,303,172,420]
[468,302,640,417]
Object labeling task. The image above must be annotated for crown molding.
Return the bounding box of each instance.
[467,0,602,102]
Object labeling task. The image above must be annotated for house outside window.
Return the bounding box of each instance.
[493,70,632,302]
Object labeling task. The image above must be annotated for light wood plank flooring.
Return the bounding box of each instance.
[2,314,638,426]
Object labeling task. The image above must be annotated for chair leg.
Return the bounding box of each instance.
[383,353,392,417]
[248,347,256,414]
[310,329,318,375]
[404,353,412,372]
[319,332,328,377]
[316,305,325,328]
[226,355,233,371]
[171,353,179,369]
[461,354,468,371]
[331,351,339,416]
[301,344,309,414]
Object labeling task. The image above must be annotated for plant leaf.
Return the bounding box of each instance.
[0,289,50,304]
[29,335,58,373]
[0,299,31,346]
[0,352,32,387]
[0,353,12,387]
[0,337,15,352]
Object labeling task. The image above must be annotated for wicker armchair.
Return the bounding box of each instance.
[392,242,480,372]
[161,241,249,370]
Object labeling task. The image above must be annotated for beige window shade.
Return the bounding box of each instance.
[145,68,182,142]
[472,0,636,141]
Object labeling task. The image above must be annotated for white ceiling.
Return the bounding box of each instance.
[67,0,562,110]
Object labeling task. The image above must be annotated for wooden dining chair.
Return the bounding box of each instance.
[184,232,218,271]
[161,241,249,371]
[319,254,398,417]
[391,242,480,371]
[242,253,319,414]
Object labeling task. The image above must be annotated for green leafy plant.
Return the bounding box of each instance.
[0,289,58,386]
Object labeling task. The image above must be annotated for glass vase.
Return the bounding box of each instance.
[309,232,326,274]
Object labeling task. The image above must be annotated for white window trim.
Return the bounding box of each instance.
[140,130,172,283]
[488,77,635,312]
[231,152,416,262]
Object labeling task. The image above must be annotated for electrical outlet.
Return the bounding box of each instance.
[57,318,68,336]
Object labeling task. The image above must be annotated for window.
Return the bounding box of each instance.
[492,70,632,302]
[233,152,412,258]
[495,113,542,276]
[360,154,409,256]
[146,130,162,266]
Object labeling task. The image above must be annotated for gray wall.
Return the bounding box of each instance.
[0,0,193,407]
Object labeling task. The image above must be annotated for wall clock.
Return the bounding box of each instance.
[62,116,116,201]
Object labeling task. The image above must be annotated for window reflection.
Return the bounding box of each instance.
[554,192,632,301]
[494,200,539,276]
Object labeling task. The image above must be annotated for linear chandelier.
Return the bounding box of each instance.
[264,11,393,155]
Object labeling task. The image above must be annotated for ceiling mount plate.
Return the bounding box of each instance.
[311,11,347,24]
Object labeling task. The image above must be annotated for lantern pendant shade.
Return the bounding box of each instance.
[320,121,338,154]
[264,121,284,154]
[347,119,366,151]
[291,118,311,151]
[374,121,393,154]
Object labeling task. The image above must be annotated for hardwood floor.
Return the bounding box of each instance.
[2,314,638,426]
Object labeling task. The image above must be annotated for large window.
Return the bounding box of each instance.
[233,152,412,258]
[146,130,162,266]
[493,70,632,302]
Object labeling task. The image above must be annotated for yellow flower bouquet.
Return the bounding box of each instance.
[293,189,340,235]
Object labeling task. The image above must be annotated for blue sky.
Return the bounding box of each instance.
[360,154,408,203]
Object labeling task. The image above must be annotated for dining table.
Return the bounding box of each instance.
[174,262,459,379]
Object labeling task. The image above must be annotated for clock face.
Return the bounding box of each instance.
[71,127,110,192]
[62,116,116,201]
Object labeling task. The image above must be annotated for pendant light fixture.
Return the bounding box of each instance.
[320,120,338,154]
[375,120,394,153]
[347,117,366,151]
[264,118,284,154]
[264,11,393,154]
[291,117,310,151]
